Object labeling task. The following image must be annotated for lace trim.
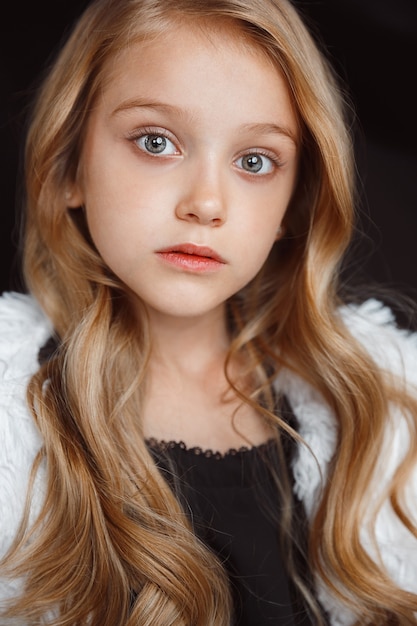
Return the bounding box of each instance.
[145,437,276,460]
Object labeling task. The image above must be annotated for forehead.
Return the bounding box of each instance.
[110,15,276,65]
[100,15,284,93]
[95,18,298,136]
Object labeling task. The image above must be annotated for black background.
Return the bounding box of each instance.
[1,0,417,298]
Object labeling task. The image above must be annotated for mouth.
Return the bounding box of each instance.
[156,243,226,272]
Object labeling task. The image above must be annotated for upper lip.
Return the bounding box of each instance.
[156,243,226,263]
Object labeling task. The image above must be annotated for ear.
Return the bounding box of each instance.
[64,183,84,209]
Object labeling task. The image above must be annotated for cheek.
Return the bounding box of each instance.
[82,175,159,242]
[240,194,287,240]
[85,212,131,278]
[233,222,279,283]
[250,232,278,273]
[241,197,288,267]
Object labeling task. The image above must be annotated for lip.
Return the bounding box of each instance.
[156,243,226,272]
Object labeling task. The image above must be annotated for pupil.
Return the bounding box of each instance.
[145,135,166,153]
[244,154,262,172]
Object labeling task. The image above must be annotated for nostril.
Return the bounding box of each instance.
[175,191,226,225]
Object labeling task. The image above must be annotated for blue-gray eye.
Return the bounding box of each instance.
[136,134,177,155]
[237,153,274,174]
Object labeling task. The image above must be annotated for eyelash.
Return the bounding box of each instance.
[128,127,284,174]
[129,127,179,156]
[235,149,284,175]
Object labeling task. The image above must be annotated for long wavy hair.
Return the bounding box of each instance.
[2,0,417,624]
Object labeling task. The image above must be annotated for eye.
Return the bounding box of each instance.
[135,133,177,156]
[236,153,275,175]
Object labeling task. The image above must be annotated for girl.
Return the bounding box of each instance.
[1,0,416,624]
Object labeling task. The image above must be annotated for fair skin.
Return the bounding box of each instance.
[69,22,299,451]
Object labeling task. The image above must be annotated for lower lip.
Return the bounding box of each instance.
[156,251,225,273]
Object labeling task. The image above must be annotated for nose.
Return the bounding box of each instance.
[175,162,227,226]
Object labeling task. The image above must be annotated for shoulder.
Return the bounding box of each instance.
[0,291,51,560]
[277,299,417,623]
[277,298,417,510]
[339,297,417,387]
[343,300,417,587]
[0,290,53,360]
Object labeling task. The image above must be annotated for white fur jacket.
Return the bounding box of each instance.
[0,291,417,625]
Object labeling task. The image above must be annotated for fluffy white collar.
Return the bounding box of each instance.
[0,292,416,624]
[276,298,417,623]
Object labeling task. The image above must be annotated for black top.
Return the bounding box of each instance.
[147,438,313,626]
[37,339,314,624]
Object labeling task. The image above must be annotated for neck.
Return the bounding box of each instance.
[147,304,230,376]
[141,304,272,450]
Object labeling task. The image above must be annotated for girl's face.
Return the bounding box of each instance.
[70,22,299,324]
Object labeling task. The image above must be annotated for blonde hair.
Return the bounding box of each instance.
[2,0,417,624]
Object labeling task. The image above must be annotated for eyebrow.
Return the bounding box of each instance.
[239,122,298,146]
[112,98,191,121]
[112,98,298,146]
